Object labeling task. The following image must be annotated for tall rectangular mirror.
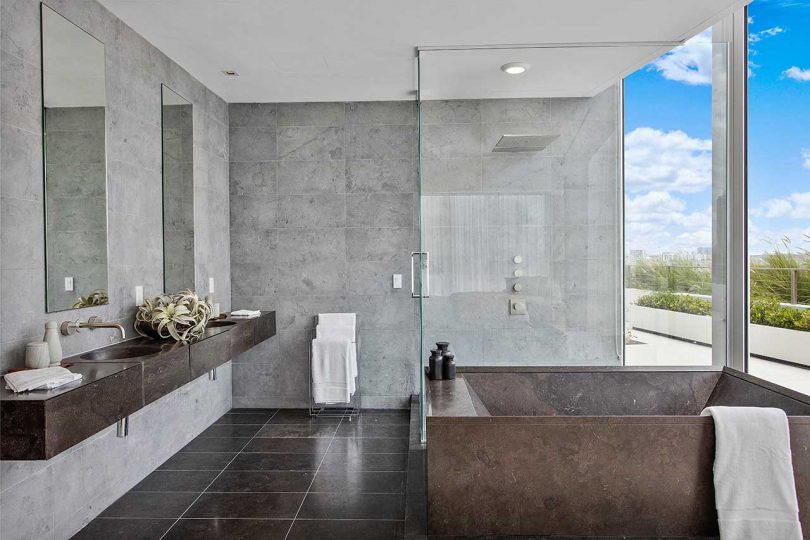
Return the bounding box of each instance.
[42,5,108,312]
[161,85,194,293]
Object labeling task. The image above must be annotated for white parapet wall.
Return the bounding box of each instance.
[627,289,810,367]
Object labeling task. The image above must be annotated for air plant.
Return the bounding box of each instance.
[72,289,109,309]
[135,289,212,343]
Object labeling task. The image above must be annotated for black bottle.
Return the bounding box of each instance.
[428,349,443,380]
[436,341,450,353]
[442,353,456,380]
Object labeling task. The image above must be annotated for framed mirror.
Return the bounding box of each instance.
[161,85,194,293]
[42,5,108,312]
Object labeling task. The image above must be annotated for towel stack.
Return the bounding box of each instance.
[4,366,83,393]
[311,313,358,404]
[230,309,261,319]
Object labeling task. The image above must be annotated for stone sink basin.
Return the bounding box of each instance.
[80,344,163,361]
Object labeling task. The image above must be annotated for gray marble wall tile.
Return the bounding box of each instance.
[230,195,278,230]
[228,103,277,127]
[1,0,232,535]
[229,101,419,410]
[229,126,277,161]
[422,123,481,158]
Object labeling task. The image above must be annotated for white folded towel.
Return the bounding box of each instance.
[316,324,355,342]
[311,339,357,404]
[4,367,83,393]
[317,313,355,328]
[231,309,261,318]
[701,406,803,540]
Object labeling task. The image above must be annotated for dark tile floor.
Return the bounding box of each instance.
[72,408,413,540]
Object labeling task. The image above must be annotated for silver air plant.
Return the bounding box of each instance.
[134,289,212,343]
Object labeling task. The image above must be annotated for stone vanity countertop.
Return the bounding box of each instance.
[0,361,141,402]
[1,311,276,460]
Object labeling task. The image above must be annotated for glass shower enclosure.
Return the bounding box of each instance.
[415,45,629,440]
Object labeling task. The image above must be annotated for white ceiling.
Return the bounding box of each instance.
[98,0,748,103]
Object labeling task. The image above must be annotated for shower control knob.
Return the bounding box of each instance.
[513,255,523,264]
[513,283,524,292]
[514,269,524,277]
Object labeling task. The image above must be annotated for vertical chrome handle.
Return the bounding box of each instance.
[411,251,430,298]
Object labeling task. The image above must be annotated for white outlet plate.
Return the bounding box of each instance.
[208,277,215,293]
[392,274,402,289]
[135,285,144,306]
[64,277,74,292]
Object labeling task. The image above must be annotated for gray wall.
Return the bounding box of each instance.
[44,106,108,311]
[420,90,622,366]
[228,102,419,409]
[0,1,231,537]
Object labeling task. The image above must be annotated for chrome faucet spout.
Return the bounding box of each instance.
[60,316,126,339]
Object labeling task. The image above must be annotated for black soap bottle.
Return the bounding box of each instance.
[442,353,456,380]
[436,341,450,353]
[428,349,443,380]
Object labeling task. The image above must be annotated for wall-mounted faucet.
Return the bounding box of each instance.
[60,316,126,340]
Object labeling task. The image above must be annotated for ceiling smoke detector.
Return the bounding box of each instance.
[501,62,530,75]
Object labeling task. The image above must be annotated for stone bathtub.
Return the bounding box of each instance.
[426,366,810,538]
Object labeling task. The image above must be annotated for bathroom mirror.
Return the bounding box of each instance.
[42,5,108,312]
[161,85,194,293]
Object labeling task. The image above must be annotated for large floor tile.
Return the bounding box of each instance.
[198,424,264,438]
[162,518,290,540]
[335,423,409,438]
[227,452,324,471]
[319,451,408,472]
[132,470,218,492]
[184,492,304,519]
[329,436,408,454]
[228,408,279,414]
[157,452,236,471]
[207,470,313,493]
[213,413,274,425]
[181,437,251,453]
[353,411,410,425]
[297,492,405,520]
[99,492,199,518]
[243,437,332,454]
[256,423,339,438]
[266,409,342,424]
[287,519,403,540]
[310,470,406,493]
[71,518,174,540]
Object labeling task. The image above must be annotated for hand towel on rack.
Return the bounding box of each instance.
[701,406,803,540]
[317,313,355,328]
[312,339,356,404]
[316,325,355,342]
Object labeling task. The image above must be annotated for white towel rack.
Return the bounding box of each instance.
[308,314,360,419]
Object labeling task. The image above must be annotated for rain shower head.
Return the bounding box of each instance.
[492,134,559,153]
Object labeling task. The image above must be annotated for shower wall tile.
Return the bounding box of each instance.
[1,1,231,536]
[229,102,419,410]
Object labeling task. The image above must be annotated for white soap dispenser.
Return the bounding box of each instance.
[43,321,63,366]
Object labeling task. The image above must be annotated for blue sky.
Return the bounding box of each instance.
[624,0,810,256]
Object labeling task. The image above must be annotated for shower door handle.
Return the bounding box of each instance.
[411,251,430,298]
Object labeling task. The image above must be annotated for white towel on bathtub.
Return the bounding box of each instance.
[701,406,802,540]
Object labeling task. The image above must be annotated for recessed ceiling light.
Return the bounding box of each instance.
[501,62,529,75]
[222,70,239,76]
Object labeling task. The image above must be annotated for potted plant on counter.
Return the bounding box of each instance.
[134,289,212,343]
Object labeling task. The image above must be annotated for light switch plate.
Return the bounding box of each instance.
[510,297,528,315]
[393,274,403,289]
[208,277,215,293]
[134,285,144,306]
[64,277,74,292]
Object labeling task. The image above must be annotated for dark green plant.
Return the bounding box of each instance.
[635,291,712,316]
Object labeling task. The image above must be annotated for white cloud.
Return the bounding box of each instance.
[784,66,810,81]
[625,192,712,253]
[624,127,712,194]
[753,192,810,219]
[803,149,810,169]
[748,26,785,43]
[650,29,712,85]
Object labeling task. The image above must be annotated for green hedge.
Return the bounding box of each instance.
[635,292,810,332]
[635,291,712,316]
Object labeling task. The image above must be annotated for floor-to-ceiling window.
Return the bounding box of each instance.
[623,28,727,367]
[746,0,810,394]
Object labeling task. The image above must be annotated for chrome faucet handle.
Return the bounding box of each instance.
[60,319,82,336]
